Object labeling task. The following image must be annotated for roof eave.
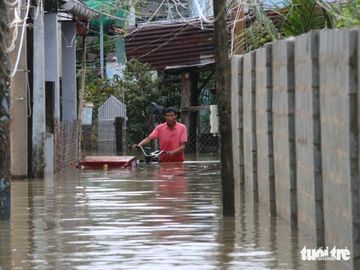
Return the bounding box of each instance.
[58,0,100,19]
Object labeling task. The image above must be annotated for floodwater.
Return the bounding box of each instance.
[0,158,333,269]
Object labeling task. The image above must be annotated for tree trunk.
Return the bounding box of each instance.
[213,0,235,216]
[0,1,11,219]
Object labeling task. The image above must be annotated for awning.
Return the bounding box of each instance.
[58,0,99,19]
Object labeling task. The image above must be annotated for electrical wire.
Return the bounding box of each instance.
[79,1,233,64]
[10,0,30,78]
[230,1,243,55]
[136,23,191,60]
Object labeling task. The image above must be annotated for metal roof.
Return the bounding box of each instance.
[123,19,215,70]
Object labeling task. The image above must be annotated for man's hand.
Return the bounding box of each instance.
[165,150,175,156]
[131,144,139,151]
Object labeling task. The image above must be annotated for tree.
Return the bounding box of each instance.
[0,0,11,219]
[213,0,235,216]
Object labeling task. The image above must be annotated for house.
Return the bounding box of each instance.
[9,0,98,178]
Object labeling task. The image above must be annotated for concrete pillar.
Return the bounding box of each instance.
[9,5,28,178]
[31,5,46,178]
[272,39,296,228]
[45,13,60,118]
[44,13,60,174]
[255,44,275,216]
[61,22,77,121]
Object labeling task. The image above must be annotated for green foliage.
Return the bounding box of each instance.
[123,60,181,145]
[122,60,161,144]
[84,77,119,120]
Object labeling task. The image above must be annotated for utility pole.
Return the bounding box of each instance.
[0,0,11,219]
[9,0,28,178]
[213,0,235,216]
[31,1,46,177]
[100,18,104,79]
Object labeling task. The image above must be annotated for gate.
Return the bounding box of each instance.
[98,95,126,154]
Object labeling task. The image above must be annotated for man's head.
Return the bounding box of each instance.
[163,107,178,127]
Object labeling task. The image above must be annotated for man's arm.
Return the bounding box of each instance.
[166,142,186,156]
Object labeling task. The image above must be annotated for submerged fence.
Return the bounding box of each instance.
[231,29,360,269]
[54,119,80,172]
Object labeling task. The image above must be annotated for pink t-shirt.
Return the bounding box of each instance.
[149,121,187,162]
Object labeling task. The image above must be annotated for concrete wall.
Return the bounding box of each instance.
[231,29,360,269]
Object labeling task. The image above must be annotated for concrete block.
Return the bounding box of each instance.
[319,29,359,269]
[243,52,258,197]
[272,38,297,227]
[294,31,324,247]
[231,55,245,211]
[255,44,275,216]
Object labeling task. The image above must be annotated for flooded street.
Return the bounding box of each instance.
[1,161,327,270]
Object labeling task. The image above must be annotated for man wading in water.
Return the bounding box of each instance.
[132,107,188,162]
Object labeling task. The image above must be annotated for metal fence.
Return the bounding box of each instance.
[54,119,80,172]
[98,95,127,155]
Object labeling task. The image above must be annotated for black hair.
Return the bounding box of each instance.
[163,106,178,114]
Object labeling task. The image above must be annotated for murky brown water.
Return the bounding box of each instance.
[0,160,333,269]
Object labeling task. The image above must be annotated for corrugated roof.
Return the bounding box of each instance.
[123,20,215,70]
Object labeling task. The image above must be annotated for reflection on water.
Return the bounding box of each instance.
[0,162,330,269]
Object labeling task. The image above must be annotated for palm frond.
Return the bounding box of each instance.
[278,0,335,37]
[234,1,279,53]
